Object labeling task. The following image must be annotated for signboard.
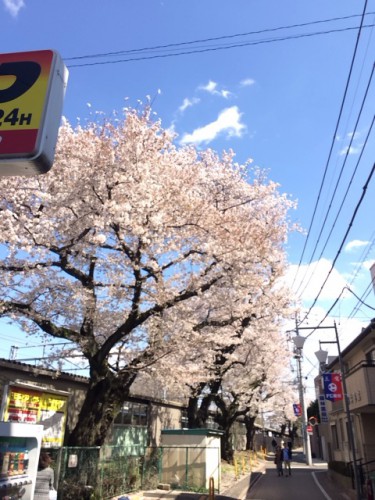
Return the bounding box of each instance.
[323,372,343,401]
[0,50,68,175]
[319,394,329,422]
[293,403,301,417]
[1,385,68,448]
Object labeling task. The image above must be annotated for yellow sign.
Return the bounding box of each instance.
[0,50,55,157]
[4,386,68,448]
[0,49,68,175]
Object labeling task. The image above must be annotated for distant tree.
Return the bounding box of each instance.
[307,399,320,423]
[0,105,296,446]
[179,315,295,462]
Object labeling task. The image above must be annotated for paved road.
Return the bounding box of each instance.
[247,455,332,500]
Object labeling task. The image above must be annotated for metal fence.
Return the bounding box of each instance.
[54,445,220,500]
[53,445,219,500]
[55,444,147,500]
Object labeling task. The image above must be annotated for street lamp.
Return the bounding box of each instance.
[314,322,361,500]
[292,335,312,466]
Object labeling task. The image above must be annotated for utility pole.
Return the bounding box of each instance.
[292,323,312,466]
[297,321,362,500]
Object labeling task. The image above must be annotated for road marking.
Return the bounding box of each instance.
[312,471,332,500]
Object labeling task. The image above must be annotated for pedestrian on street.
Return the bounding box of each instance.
[274,445,283,477]
[271,438,277,450]
[282,444,292,476]
[34,452,55,500]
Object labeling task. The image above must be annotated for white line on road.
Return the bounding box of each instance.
[312,471,332,500]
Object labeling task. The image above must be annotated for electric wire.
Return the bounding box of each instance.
[291,0,370,290]
[301,161,375,328]
[296,110,375,300]
[64,12,375,61]
[67,24,375,68]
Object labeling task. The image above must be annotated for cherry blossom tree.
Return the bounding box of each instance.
[183,317,295,462]
[0,106,296,446]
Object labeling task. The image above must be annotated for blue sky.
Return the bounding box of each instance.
[0,0,374,389]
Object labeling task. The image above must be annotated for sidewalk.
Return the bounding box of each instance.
[114,451,358,500]
[118,455,267,500]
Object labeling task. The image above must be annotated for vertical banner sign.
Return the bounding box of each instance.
[0,50,68,175]
[3,386,68,448]
[293,403,301,417]
[323,373,343,401]
[318,394,329,422]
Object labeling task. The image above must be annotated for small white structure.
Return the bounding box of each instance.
[160,429,223,492]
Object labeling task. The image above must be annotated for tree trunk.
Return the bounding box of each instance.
[221,429,234,463]
[187,380,220,428]
[244,415,256,450]
[187,392,212,428]
[67,368,136,446]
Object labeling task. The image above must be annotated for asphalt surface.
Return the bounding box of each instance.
[224,451,356,500]
[121,451,357,500]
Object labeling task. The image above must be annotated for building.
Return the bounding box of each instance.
[0,357,185,449]
[315,318,375,486]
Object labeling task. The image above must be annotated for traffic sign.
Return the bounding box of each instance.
[0,50,68,175]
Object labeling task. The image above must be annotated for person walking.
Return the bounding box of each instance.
[274,445,283,477]
[34,452,55,500]
[282,444,292,476]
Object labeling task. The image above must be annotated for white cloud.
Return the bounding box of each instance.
[347,131,360,140]
[286,258,349,302]
[345,240,370,252]
[178,97,200,113]
[339,145,361,156]
[199,80,232,99]
[200,80,218,93]
[3,0,25,16]
[180,106,246,146]
[240,78,255,87]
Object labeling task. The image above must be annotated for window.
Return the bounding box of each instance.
[114,402,148,426]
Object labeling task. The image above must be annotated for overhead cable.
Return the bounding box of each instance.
[291,0,370,289]
[67,24,375,68]
[65,12,375,62]
[296,107,375,300]
[301,161,375,325]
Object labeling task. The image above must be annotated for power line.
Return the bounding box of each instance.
[296,111,375,300]
[65,12,375,62]
[299,161,375,324]
[66,24,375,69]
[291,0,370,289]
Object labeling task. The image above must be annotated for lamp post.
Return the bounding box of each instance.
[314,321,361,500]
[292,334,312,466]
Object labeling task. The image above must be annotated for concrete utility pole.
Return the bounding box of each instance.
[292,331,312,466]
[313,322,362,500]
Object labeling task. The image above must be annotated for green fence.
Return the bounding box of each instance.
[56,444,146,500]
[54,445,219,499]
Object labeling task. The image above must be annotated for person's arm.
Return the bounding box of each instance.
[49,468,55,489]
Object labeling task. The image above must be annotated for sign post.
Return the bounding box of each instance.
[0,49,68,176]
